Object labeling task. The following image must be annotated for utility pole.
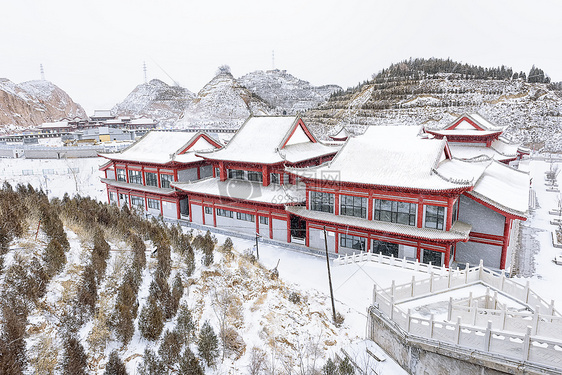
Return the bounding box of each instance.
[143,61,148,83]
[255,233,260,260]
[40,64,45,80]
[323,226,337,323]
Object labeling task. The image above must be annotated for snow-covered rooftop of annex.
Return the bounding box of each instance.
[287,126,480,192]
[287,205,472,242]
[172,177,307,205]
[467,160,530,218]
[198,116,339,164]
[449,139,519,162]
[100,178,176,196]
[99,131,218,165]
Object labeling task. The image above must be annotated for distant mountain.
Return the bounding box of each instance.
[304,58,562,151]
[238,69,341,115]
[0,79,86,131]
[175,70,273,129]
[112,79,194,127]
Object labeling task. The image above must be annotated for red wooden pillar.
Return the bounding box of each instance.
[219,161,226,181]
[213,203,217,227]
[157,167,161,188]
[334,231,339,254]
[262,165,270,186]
[286,216,291,243]
[176,197,181,219]
[159,197,163,217]
[197,166,201,180]
[500,218,512,270]
[367,193,374,221]
[269,215,273,239]
[106,189,110,204]
[202,205,206,225]
[305,222,310,247]
[334,191,340,216]
[444,245,450,268]
[446,198,454,231]
[255,211,259,235]
[141,166,146,186]
[305,185,310,210]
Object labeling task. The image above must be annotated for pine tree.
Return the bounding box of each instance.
[176,304,197,344]
[92,228,111,284]
[158,329,182,368]
[0,303,27,375]
[138,296,163,341]
[137,348,166,375]
[62,336,88,375]
[77,263,97,317]
[322,358,338,375]
[104,350,128,375]
[197,321,219,367]
[184,243,195,277]
[338,357,355,375]
[179,347,204,375]
[43,238,66,277]
[170,273,184,317]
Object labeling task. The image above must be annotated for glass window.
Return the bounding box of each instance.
[452,200,459,224]
[128,170,142,184]
[236,212,255,222]
[109,191,117,203]
[118,193,127,204]
[425,205,445,230]
[147,198,160,210]
[204,207,212,214]
[372,240,399,257]
[340,195,367,218]
[422,248,443,266]
[216,209,233,218]
[131,196,144,208]
[145,172,158,187]
[214,167,220,178]
[228,169,245,180]
[259,216,269,225]
[310,191,334,213]
[374,199,416,226]
[160,174,173,188]
[116,169,126,182]
[340,233,365,250]
[270,173,280,184]
[247,171,263,183]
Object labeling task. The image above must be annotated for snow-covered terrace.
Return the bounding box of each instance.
[173,178,307,205]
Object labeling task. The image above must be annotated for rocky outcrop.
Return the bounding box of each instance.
[175,71,273,129]
[112,79,194,127]
[0,79,86,131]
[238,69,341,115]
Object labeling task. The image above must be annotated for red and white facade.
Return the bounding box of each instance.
[99,131,222,219]
[286,126,529,270]
[172,116,339,243]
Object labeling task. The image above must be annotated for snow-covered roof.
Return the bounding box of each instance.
[467,160,530,218]
[447,113,504,132]
[99,131,219,165]
[286,206,472,242]
[172,177,306,205]
[198,116,339,164]
[449,138,519,162]
[330,126,350,140]
[100,178,176,195]
[129,118,156,125]
[39,121,70,129]
[287,126,476,192]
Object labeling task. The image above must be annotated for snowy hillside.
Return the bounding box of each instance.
[175,71,274,129]
[0,79,86,131]
[305,68,562,151]
[112,79,195,127]
[238,70,341,115]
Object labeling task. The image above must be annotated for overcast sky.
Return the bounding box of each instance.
[1,0,560,114]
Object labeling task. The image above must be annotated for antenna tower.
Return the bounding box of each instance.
[40,64,45,80]
[143,61,147,83]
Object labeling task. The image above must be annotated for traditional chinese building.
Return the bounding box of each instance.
[286,125,529,270]
[171,116,340,242]
[424,113,529,163]
[99,131,221,219]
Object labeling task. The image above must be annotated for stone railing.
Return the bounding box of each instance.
[360,254,562,369]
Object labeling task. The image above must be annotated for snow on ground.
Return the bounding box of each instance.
[0,156,106,201]
[513,158,562,305]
